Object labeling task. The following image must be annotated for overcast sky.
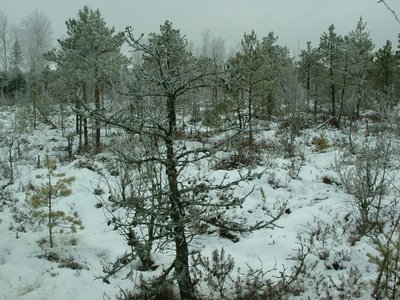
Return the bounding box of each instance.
[1,0,400,53]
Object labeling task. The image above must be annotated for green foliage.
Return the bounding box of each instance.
[313,131,330,152]
[0,70,26,99]
[372,40,397,100]
[226,30,290,138]
[203,100,231,127]
[25,154,82,247]
[368,220,400,299]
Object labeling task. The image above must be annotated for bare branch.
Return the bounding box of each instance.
[378,0,400,25]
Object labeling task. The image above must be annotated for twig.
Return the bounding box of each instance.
[378,0,400,25]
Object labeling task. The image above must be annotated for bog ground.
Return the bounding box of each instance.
[1,105,399,299]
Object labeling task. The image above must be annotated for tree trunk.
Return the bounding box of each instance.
[81,82,89,150]
[166,95,196,300]
[83,117,88,149]
[33,105,37,130]
[75,100,80,134]
[48,172,53,248]
[237,105,243,130]
[248,85,253,146]
[8,143,14,184]
[267,93,274,121]
[78,115,83,152]
[306,71,310,107]
[95,83,101,153]
[166,146,195,300]
[314,98,318,120]
[338,55,348,125]
[330,66,336,118]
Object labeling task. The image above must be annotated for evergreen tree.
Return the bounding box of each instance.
[227,31,289,144]
[259,31,290,118]
[0,32,25,100]
[298,41,325,118]
[227,30,263,145]
[346,17,374,116]
[318,24,344,122]
[298,41,316,107]
[9,32,24,74]
[26,154,83,248]
[45,6,125,152]
[98,21,282,300]
[122,21,209,298]
[371,40,398,108]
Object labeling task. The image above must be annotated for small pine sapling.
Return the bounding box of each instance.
[313,131,330,152]
[368,217,400,300]
[26,154,83,248]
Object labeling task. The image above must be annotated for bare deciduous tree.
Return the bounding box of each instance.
[21,9,52,75]
[0,11,11,72]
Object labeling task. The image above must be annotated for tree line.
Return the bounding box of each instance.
[1,6,400,299]
[0,9,398,136]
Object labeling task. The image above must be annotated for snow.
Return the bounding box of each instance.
[0,106,397,299]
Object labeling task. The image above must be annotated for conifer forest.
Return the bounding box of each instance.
[1,3,400,300]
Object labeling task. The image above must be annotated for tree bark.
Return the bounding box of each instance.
[248,85,253,146]
[166,94,196,300]
[306,71,310,107]
[95,82,101,152]
[82,82,88,149]
[330,66,336,118]
[338,55,348,125]
[47,172,53,248]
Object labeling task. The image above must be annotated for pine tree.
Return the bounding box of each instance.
[9,32,24,74]
[45,6,125,152]
[346,17,374,116]
[26,154,83,248]
[227,31,289,144]
[227,30,263,145]
[100,21,283,300]
[371,40,398,108]
[2,32,25,99]
[318,24,344,122]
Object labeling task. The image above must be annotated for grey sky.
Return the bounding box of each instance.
[1,0,400,53]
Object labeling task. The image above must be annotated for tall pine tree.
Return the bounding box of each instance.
[46,6,125,152]
[318,24,344,123]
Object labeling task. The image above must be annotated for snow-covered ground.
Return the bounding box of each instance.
[0,106,398,299]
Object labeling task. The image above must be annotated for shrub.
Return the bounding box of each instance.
[116,274,177,300]
[25,154,83,248]
[192,248,235,299]
[214,150,260,170]
[337,138,391,235]
[368,217,400,300]
[313,131,330,152]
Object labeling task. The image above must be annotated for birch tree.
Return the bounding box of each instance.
[21,9,52,75]
[0,11,10,72]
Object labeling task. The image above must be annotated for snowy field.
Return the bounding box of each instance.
[0,106,399,300]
